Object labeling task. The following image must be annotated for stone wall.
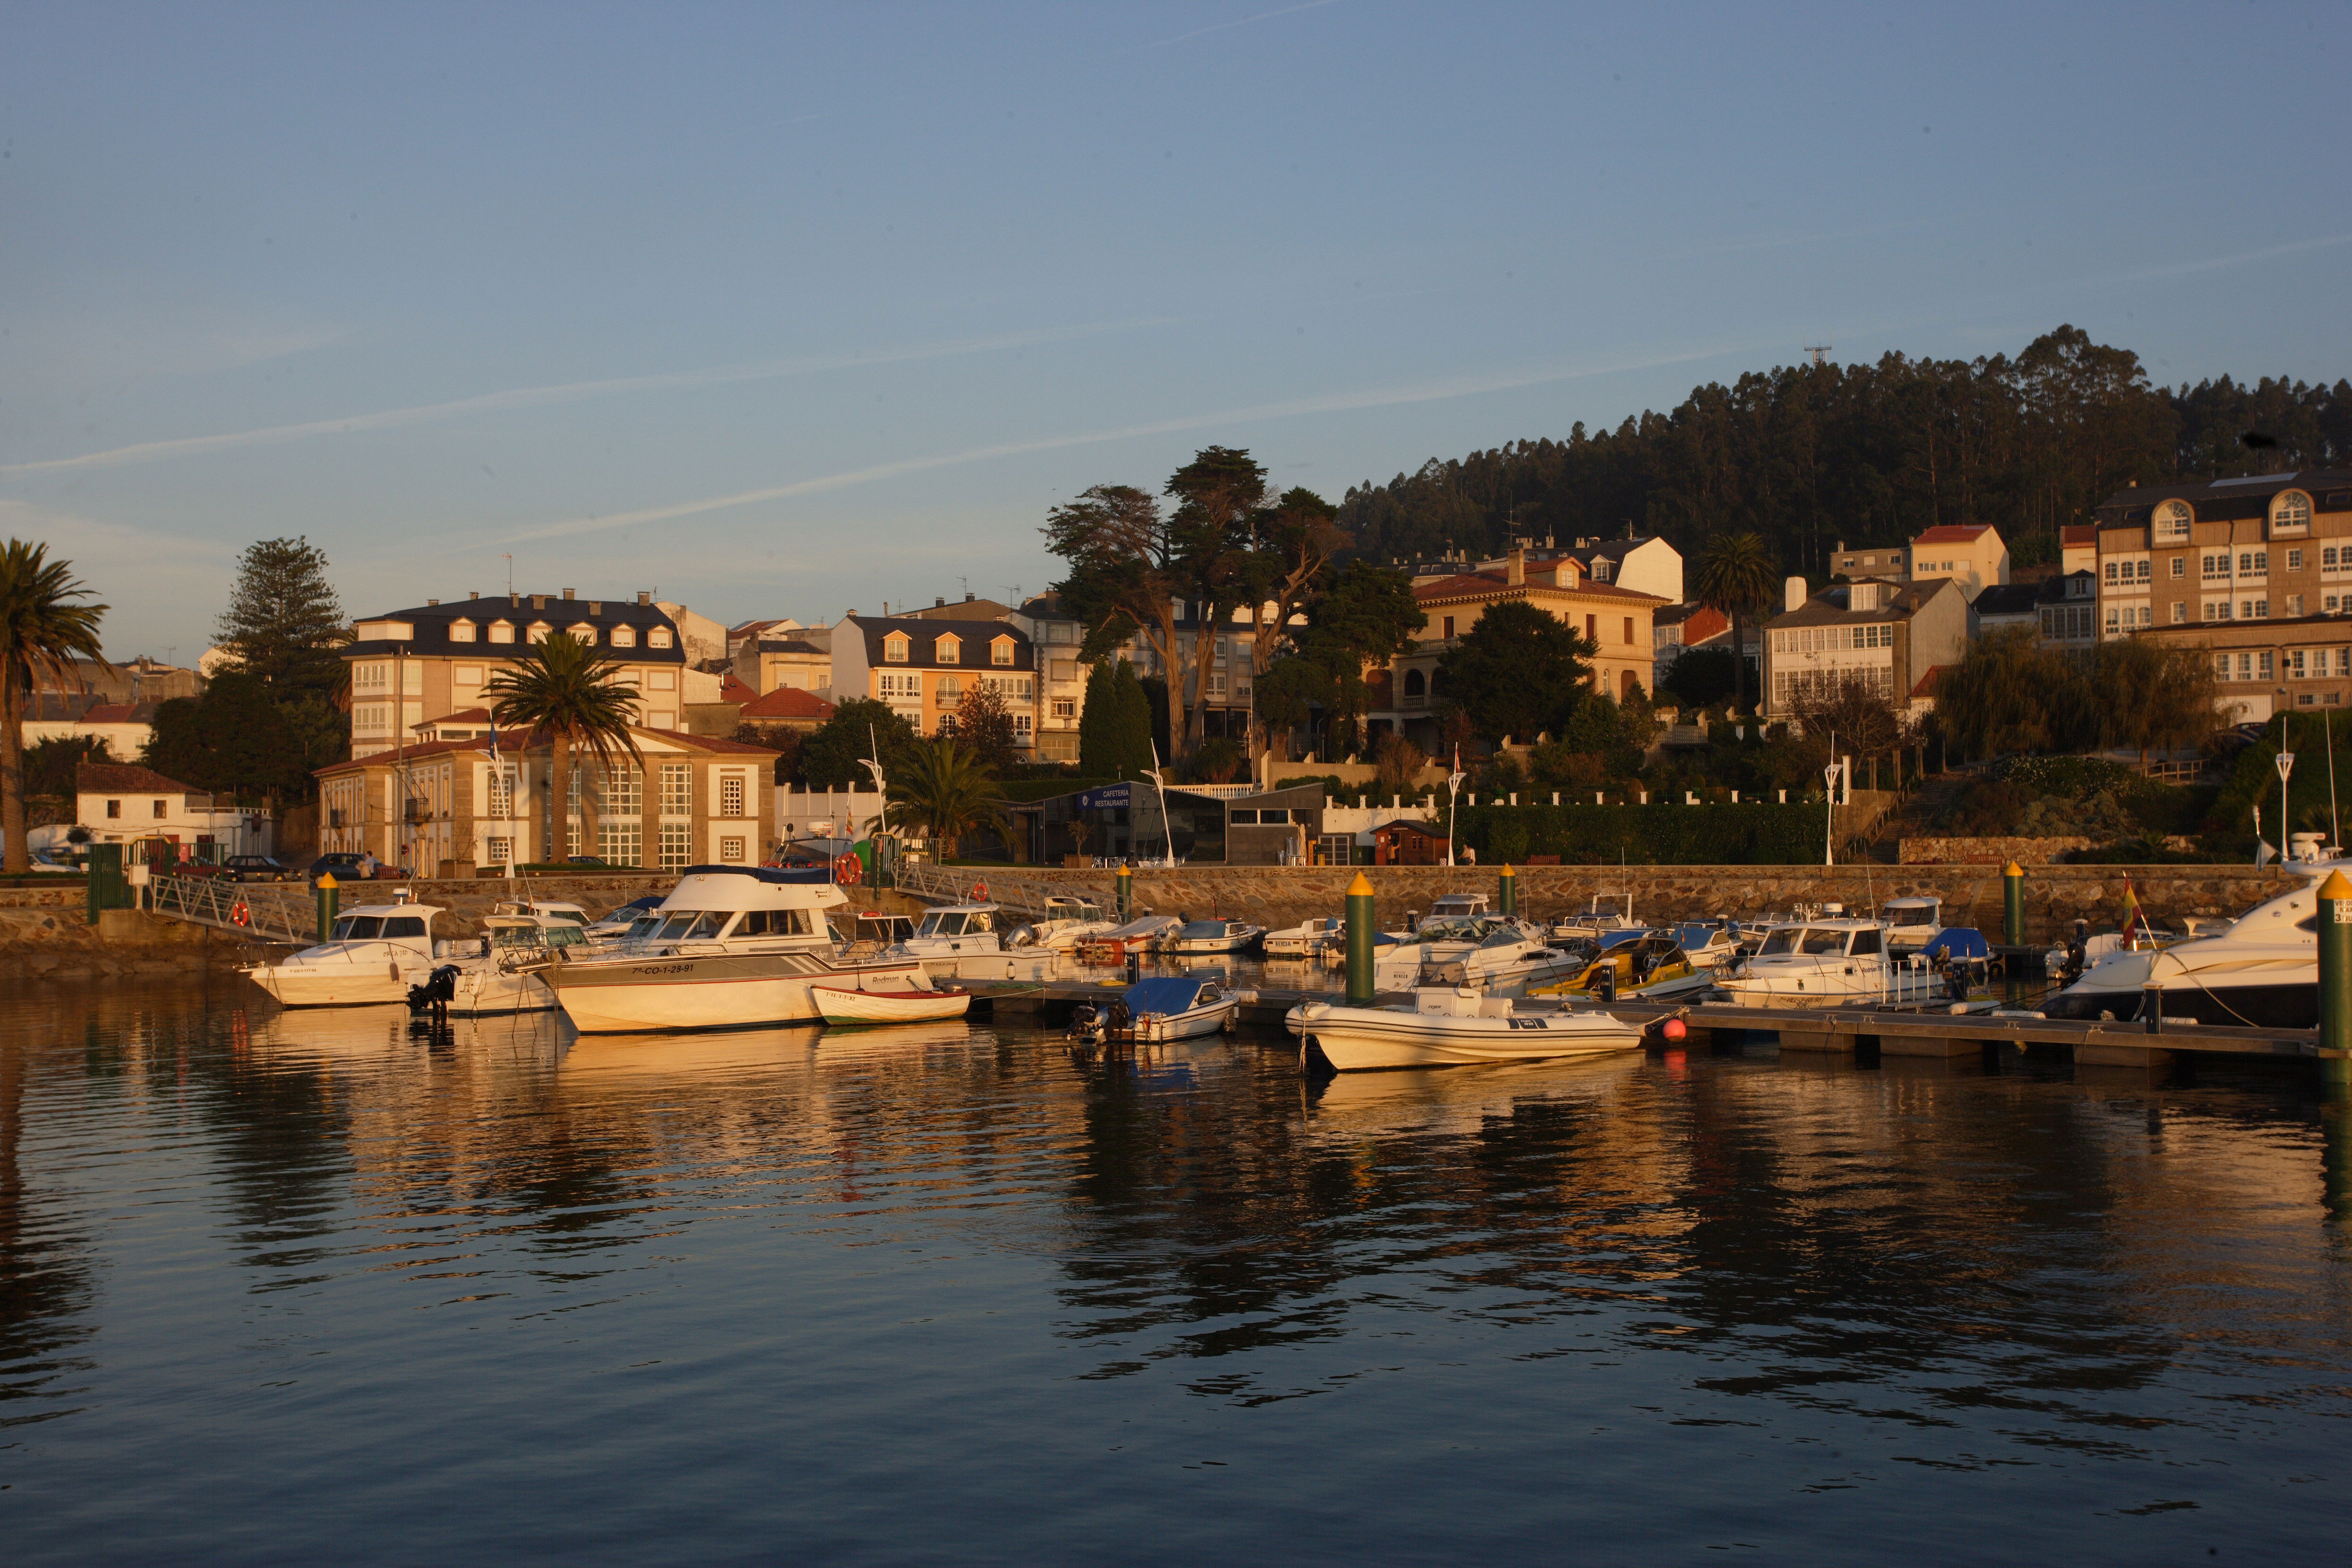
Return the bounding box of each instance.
[312,872,673,940]
[956,863,2297,944]
[1899,836,2197,865]
[1,906,245,982]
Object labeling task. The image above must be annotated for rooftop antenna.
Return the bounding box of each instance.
[502,554,513,594]
[1804,345,1832,368]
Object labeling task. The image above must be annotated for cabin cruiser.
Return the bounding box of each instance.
[1879,897,1943,955]
[1290,987,1645,1070]
[1428,925,1588,989]
[1551,893,1638,943]
[243,900,571,1012]
[1535,933,1709,1000]
[1670,921,1746,971]
[2039,870,2329,1028]
[543,866,942,1033]
[1371,914,1527,988]
[1162,917,1265,956]
[1068,975,1237,1044]
[1263,916,1344,959]
[1013,896,1119,951]
[584,894,664,942]
[1076,914,1181,962]
[898,903,1004,959]
[1716,918,1950,1009]
[1420,892,1492,923]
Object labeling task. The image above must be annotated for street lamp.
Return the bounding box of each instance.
[1822,732,1842,867]
[2277,747,2296,861]
[1446,745,1466,868]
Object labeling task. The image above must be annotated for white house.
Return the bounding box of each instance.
[74,763,276,858]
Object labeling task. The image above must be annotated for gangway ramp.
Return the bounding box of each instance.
[147,874,313,945]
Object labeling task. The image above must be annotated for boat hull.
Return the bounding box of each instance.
[245,967,417,1008]
[1292,1002,1645,1070]
[810,985,972,1026]
[548,950,926,1034]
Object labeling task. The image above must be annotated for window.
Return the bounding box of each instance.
[1585,614,1597,640]
[2105,608,2120,635]
[879,672,920,699]
[1404,669,1426,698]
[991,638,1014,666]
[603,764,642,816]
[489,620,515,644]
[597,821,643,867]
[2270,490,2313,536]
[1622,617,1634,644]
[2172,602,2187,624]
[648,670,675,691]
[2239,551,2268,577]
[657,823,691,870]
[2171,556,2186,578]
[2247,601,2269,620]
[2217,653,2232,681]
[2104,561,2118,585]
[1208,670,1226,698]
[2338,649,2352,678]
[2330,546,2344,571]
[1051,698,1075,720]
[449,619,476,642]
[1442,616,1455,639]
[106,798,121,819]
[2202,553,2229,582]
[611,625,637,648]
[2289,596,2305,617]
[719,774,744,818]
[2153,499,2192,542]
[485,767,516,819]
[649,628,673,649]
[2260,651,2275,679]
[935,637,960,664]
[484,837,513,866]
[884,635,909,663]
[661,764,692,815]
[1014,712,1032,738]
[720,836,745,863]
[527,621,552,643]
[2289,650,2307,678]
[935,675,963,703]
[152,799,167,819]
[2289,548,2305,572]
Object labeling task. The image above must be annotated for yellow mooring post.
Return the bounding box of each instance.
[1346,872,1376,1006]
[315,873,339,945]
[1116,863,1133,922]
[2003,861,2025,948]
[1498,862,1516,917]
[2320,870,2352,1096]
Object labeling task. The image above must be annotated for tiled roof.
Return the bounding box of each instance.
[719,674,758,704]
[77,762,195,795]
[1910,665,1951,701]
[2060,524,2096,546]
[739,686,834,721]
[422,707,493,725]
[1413,571,1666,605]
[1911,524,1997,545]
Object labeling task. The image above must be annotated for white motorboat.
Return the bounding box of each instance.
[1668,920,1747,971]
[2039,865,2338,1029]
[433,911,583,1014]
[1075,914,1180,962]
[1162,917,1265,956]
[1421,892,1493,922]
[584,894,665,942]
[1429,925,1588,989]
[1015,896,1119,952]
[1290,987,1646,1070]
[809,983,972,1026]
[1263,916,1344,959]
[1879,896,1943,955]
[1068,975,1238,1044]
[1715,918,1949,1009]
[1371,914,1532,988]
[898,902,1006,960]
[242,898,450,1007]
[1551,893,1638,943]
[544,865,938,1033]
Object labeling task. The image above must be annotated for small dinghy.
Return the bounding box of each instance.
[809,982,972,1026]
[1289,987,1646,1070]
[1067,974,1237,1045]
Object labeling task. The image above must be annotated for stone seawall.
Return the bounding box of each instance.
[961,864,2297,945]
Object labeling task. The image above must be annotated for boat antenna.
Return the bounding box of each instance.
[1146,737,1176,868]
[859,723,889,841]
[2329,710,2340,854]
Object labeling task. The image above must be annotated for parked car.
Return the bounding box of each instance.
[307,852,374,886]
[221,855,296,883]
[565,854,612,868]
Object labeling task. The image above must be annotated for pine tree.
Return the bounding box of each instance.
[1111,660,1157,780]
[215,537,347,701]
[1077,660,1118,777]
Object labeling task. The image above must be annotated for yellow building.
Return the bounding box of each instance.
[830,614,1040,751]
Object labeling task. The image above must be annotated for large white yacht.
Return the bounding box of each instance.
[1716,917,1951,1009]
[243,898,574,1013]
[2039,861,2336,1028]
[544,866,940,1033]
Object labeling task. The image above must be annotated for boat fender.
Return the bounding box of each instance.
[1298,1001,1331,1021]
[1660,1017,1687,1042]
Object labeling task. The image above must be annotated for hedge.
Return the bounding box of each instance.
[1450,801,1831,865]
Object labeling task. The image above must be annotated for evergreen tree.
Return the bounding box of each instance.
[1435,600,1595,744]
[1077,659,1119,777]
[143,673,312,803]
[1112,661,1159,778]
[215,537,347,701]
[800,698,920,790]
[952,681,1021,775]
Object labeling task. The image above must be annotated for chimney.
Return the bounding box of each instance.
[936,596,947,607]
[589,602,602,616]
[1784,576,1809,613]
[427,598,439,606]
[637,591,650,605]
[531,594,546,610]
[470,590,480,600]
[964,591,974,602]
[1836,539,1846,552]
[562,588,574,600]
[1508,545,1525,587]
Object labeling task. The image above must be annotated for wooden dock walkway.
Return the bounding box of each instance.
[960,979,2338,1071]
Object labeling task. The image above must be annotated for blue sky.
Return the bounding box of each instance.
[5,1,2348,660]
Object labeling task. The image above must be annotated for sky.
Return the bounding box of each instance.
[4,0,2349,661]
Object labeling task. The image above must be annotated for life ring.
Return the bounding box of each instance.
[230,899,251,927]
[970,881,989,902]
[834,852,864,886]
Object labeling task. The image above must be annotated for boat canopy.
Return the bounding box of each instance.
[1122,976,1217,1013]
[680,864,837,885]
[1175,920,1234,938]
[1923,927,1990,961]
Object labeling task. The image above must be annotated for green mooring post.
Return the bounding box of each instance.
[2320,870,2352,1096]
[2003,860,2025,948]
[86,842,125,925]
[1116,863,1133,922]
[1498,862,1516,917]
[1346,872,1376,1006]
[316,873,340,945]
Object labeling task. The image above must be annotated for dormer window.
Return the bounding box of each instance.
[449,619,477,643]
[884,634,910,664]
[648,627,673,649]
[610,624,637,648]
[2270,490,2313,539]
[488,620,516,644]
[526,621,552,644]
[935,636,961,665]
[567,622,597,643]
[991,637,1014,666]
[2153,498,2193,543]
[1592,560,1612,581]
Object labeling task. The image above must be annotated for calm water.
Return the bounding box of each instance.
[4,977,2350,1565]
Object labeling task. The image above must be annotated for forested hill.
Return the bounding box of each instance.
[1336,327,2351,578]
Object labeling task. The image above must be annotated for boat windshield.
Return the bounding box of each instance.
[653,910,729,941]
[1177,921,1225,938]
[1802,928,1847,954]
[547,925,588,950]
[490,925,545,950]
[1675,923,1715,948]
[1476,928,1524,949]
[626,915,663,939]
[332,915,383,940]
[1758,927,1844,956]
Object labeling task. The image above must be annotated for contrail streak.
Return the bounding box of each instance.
[0,319,1167,477]
[1146,0,1342,49]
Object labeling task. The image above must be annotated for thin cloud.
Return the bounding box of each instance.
[1145,0,1342,49]
[0,319,1168,478]
[499,338,1758,545]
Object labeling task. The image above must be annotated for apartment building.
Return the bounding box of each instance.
[344,591,695,758]
[1006,596,1092,763]
[1761,575,1969,720]
[1829,542,1911,583]
[2092,470,2352,640]
[1907,523,2008,602]
[730,624,832,696]
[315,724,778,873]
[829,615,1039,751]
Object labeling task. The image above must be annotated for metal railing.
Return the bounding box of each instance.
[148,873,314,944]
[891,860,1102,918]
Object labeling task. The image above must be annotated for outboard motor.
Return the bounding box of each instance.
[1066,1003,1103,1045]
[2060,918,2089,983]
[406,964,460,1020]
[1595,963,1618,1004]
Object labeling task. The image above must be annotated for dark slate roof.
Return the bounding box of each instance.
[345,595,686,663]
[848,616,1034,671]
[2093,468,2352,526]
[752,638,826,655]
[1970,584,2042,619]
[1766,579,1954,631]
[2035,570,2098,607]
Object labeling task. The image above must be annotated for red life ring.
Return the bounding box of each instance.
[970,881,989,902]
[230,899,251,927]
[834,852,864,886]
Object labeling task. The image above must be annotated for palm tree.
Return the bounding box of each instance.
[884,738,1009,861]
[1693,532,1780,716]
[482,633,643,865]
[0,541,111,874]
